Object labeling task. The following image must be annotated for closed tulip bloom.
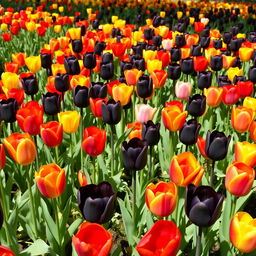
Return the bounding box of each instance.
[142,120,160,146]
[1,72,19,91]
[175,34,186,48]
[204,87,223,107]
[135,104,157,124]
[40,121,63,148]
[26,21,36,32]
[222,85,240,106]
[243,97,256,112]
[0,246,15,256]
[187,94,206,118]
[90,98,107,118]
[12,52,26,67]
[231,106,254,133]
[58,111,80,134]
[239,47,254,62]
[40,49,52,69]
[70,75,90,89]
[230,212,256,253]
[147,59,162,74]
[42,92,61,116]
[90,82,107,99]
[72,222,112,256]
[206,130,231,161]
[225,162,255,197]
[68,27,81,40]
[143,50,157,63]
[167,63,181,80]
[78,170,87,187]
[64,56,80,75]
[197,71,212,90]
[235,141,256,168]
[250,121,256,142]
[185,184,224,227]
[175,81,192,100]
[16,101,44,136]
[112,83,133,106]
[248,66,256,83]
[146,181,177,217]
[170,152,204,187]
[181,58,194,74]
[25,56,41,73]
[82,127,106,156]
[236,81,254,98]
[223,55,236,69]
[150,70,167,88]
[194,56,208,72]
[0,98,18,123]
[20,72,38,96]
[72,86,90,108]
[136,75,154,100]
[210,55,223,71]
[83,52,96,70]
[3,133,36,165]
[136,220,181,256]
[124,69,142,86]
[102,99,121,125]
[122,138,148,171]
[35,163,66,198]
[227,67,243,83]
[102,53,113,64]
[78,181,116,223]
[179,119,201,146]
[170,47,181,62]
[72,39,83,53]
[100,62,114,80]
[54,74,69,92]
[127,122,142,140]
[94,41,106,56]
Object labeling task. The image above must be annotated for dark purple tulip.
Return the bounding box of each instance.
[101,52,113,64]
[179,119,201,146]
[213,39,222,49]
[122,138,148,170]
[145,45,157,51]
[200,36,210,49]
[83,52,96,70]
[133,58,145,71]
[152,36,162,47]
[144,28,154,41]
[201,28,210,37]
[197,71,212,90]
[94,41,106,56]
[229,38,242,52]
[233,76,246,84]
[73,86,90,108]
[248,66,256,83]
[112,28,121,38]
[167,63,181,80]
[185,184,224,227]
[142,120,160,146]
[0,98,18,123]
[90,82,107,99]
[78,182,116,224]
[92,20,100,30]
[152,16,162,27]
[230,25,239,36]
[40,52,52,69]
[136,74,153,99]
[170,47,181,62]
[223,32,233,44]
[210,55,223,71]
[132,45,143,56]
[42,92,61,116]
[54,73,69,92]
[102,99,121,125]
[181,58,194,75]
[120,61,133,76]
[100,62,114,80]
[232,57,241,69]
[217,75,231,87]
[190,45,202,57]
[205,130,231,161]
[64,56,80,75]
[71,39,83,53]
[20,73,38,96]
[175,34,186,48]
[188,94,206,118]
[78,25,86,36]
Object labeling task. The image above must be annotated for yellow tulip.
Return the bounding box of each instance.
[58,111,80,134]
[26,21,36,32]
[25,56,41,73]
[227,67,243,82]
[147,59,162,73]
[54,25,62,33]
[1,72,19,92]
[68,28,81,40]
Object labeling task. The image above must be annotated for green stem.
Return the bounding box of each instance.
[230,196,237,219]
[132,170,137,236]
[55,146,59,164]
[110,125,115,176]
[210,161,215,187]
[80,108,84,172]
[91,157,96,184]
[149,146,153,179]
[195,226,203,256]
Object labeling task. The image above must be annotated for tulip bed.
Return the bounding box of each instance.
[0,0,256,256]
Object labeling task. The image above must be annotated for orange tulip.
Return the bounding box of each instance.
[231,106,254,133]
[204,87,223,107]
[225,162,255,197]
[35,163,66,198]
[222,55,236,69]
[150,70,167,88]
[11,52,27,67]
[124,69,143,86]
[235,141,256,168]
[3,133,36,165]
[170,152,204,187]
[5,62,19,74]
[249,121,256,142]
[239,47,254,62]
[126,122,142,140]
[112,83,133,106]
[145,181,177,217]
[230,212,256,253]
[78,170,87,187]
[162,105,188,132]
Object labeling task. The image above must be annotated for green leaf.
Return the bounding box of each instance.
[64,218,83,246]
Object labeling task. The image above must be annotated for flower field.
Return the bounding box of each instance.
[0,0,256,255]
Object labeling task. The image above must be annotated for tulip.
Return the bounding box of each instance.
[248,66,256,83]
[40,121,63,148]
[167,63,181,80]
[1,72,19,92]
[133,58,146,71]
[175,34,186,47]
[78,181,116,223]
[25,56,41,73]
[58,111,80,134]
[2,33,11,42]
[146,181,177,217]
[82,127,106,156]
[205,130,231,161]
[170,47,181,62]
[181,57,194,74]
[143,50,157,63]
[95,41,106,55]
[111,42,127,58]
[127,122,142,140]
[0,98,18,123]
[179,119,201,146]
[40,49,52,69]
[185,184,224,227]
[239,47,254,62]
[147,59,162,74]
[72,39,83,53]
[227,67,243,83]
[230,212,256,253]
[0,144,6,170]
[144,28,154,40]
[222,85,240,106]
[72,86,90,108]
[135,104,157,124]
[90,98,107,118]
[122,138,148,171]
[243,97,256,111]
[102,53,113,64]
[90,82,107,99]
[102,99,121,125]
[223,55,236,69]
[197,71,212,90]
[12,52,26,67]
[3,133,36,165]
[20,73,38,96]
[72,222,112,256]
[68,27,81,40]
[156,51,169,67]
[35,163,66,198]
[5,62,19,74]
[78,170,87,187]
[187,94,206,118]
[210,55,223,71]
[100,62,114,80]
[150,70,167,88]
[235,141,256,168]
[231,106,254,133]
[225,162,255,197]
[204,87,223,107]
[124,69,142,86]
[64,56,80,75]
[0,246,15,256]
[142,120,160,146]
[83,52,96,70]
[175,81,192,100]
[194,56,208,72]
[70,75,90,89]
[250,121,256,142]
[42,92,61,116]
[236,81,254,98]
[136,220,181,256]
[136,74,154,100]
[120,61,132,77]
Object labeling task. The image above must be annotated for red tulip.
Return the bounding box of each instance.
[194,22,205,33]
[111,42,127,58]
[90,97,108,118]
[222,85,240,105]
[7,88,24,105]
[194,56,208,72]
[156,50,170,68]
[0,245,15,256]
[2,33,12,42]
[236,81,254,98]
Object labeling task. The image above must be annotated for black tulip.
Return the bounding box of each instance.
[181,58,194,75]
[20,74,38,96]
[133,58,145,71]
[136,74,153,99]
[120,61,133,76]
[205,130,231,161]
[0,98,18,123]
[185,184,224,227]
[175,34,186,48]
[121,138,148,170]
[78,25,86,36]
[46,68,52,77]
[223,32,233,44]
[100,62,114,80]
[42,92,61,115]
[230,26,239,36]
[54,73,69,92]
[188,94,206,117]
[213,39,222,49]
[78,181,116,224]
[232,56,242,69]
[64,56,80,75]
[92,20,100,30]
[94,41,106,56]
[176,22,186,33]
[101,53,113,64]
[145,45,157,51]
[152,36,162,47]
[142,120,160,146]
[233,76,246,84]
[144,28,154,41]
[83,52,96,70]
[190,45,202,57]
[229,38,242,52]
[90,82,107,99]
[102,99,122,125]
[170,47,181,62]
[179,119,201,146]
[201,28,210,37]
[197,71,212,90]
[200,36,210,49]
[152,15,162,27]
[210,55,223,71]
[40,51,52,69]
[72,86,90,108]
[132,45,143,56]
[217,75,231,87]
[118,76,126,83]
[71,39,83,53]
[248,66,256,83]
[167,63,181,80]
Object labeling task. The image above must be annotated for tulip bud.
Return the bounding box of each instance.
[152,36,162,47]
[94,41,106,56]
[83,52,96,70]
[248,66,256,83]
[187,94,206,118]
[64,56,80,75]
[20,73,38,96]
[210,55,223,71]
[54,73,69,92]
[197,71,212,90]
[40,50,52,69]
[144,28,154,40]
[102,99,121,125]
[71,39,83,53]
[73,86,90,108]
[223,32,233,44]
[170,47,181,62]
[42,92,61,115]
[136,74,153,99]
[175,81,192,100]
[90,82,107,99]
[181,57,194,74]
[200,36,210,48]
[167,63,181,80]
[100,62,114,80]
[175,34,186,48]
[190,44,202,57]
[179,119,201,146]
[142,120,160,146]
[0,98,18,123]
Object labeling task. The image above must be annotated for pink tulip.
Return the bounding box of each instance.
[135,104,157,123]
[162,39,174,51]
[175,81,192,100]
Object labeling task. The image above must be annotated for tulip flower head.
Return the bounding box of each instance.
[175,81,192,100]
[58,111,80,134]
[135,104,157,124]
